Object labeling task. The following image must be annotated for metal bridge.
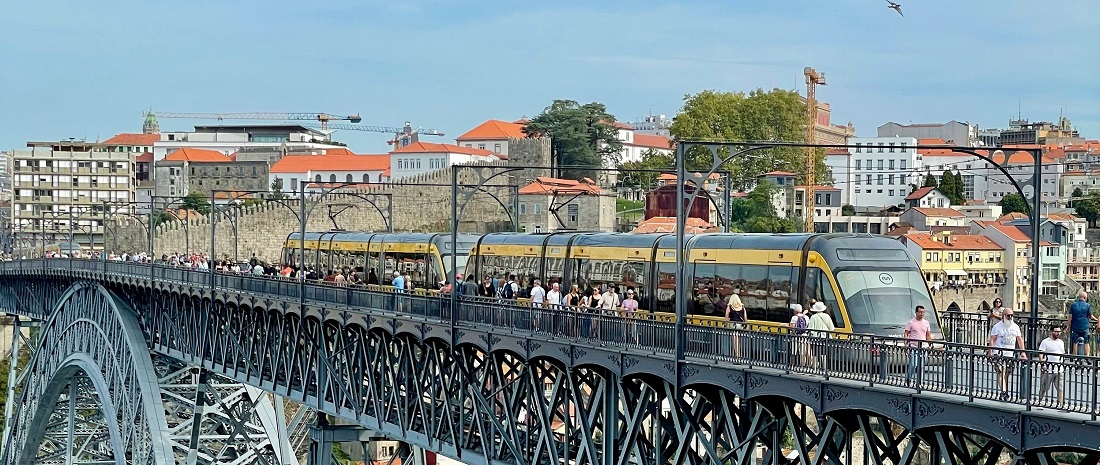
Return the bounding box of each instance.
[0,259,1098,465]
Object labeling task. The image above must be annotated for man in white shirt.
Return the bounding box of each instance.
[988,309,1025,400]
[599,286,620,312]
[529,279,546,307]
[1038,325,1066,406]
[545,282,562,309]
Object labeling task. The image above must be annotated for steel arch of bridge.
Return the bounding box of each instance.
[0,281,294,465]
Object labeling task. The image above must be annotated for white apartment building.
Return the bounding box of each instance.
[827,136,920,208]
[12,140,136,252]
[981,150,1061,212]
[613,122,673,164]
[151,124,342,161]
[389,142,503,180]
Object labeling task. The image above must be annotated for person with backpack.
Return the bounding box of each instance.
[500,274,517,300]
[789,304,810,366]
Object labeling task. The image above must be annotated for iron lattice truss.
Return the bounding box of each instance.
[0,275,1098,464]
[0,281,299,465]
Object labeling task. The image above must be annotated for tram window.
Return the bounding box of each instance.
[806,268,845,327]
[366,251,381,283]
[390,252,428,288]
[655,262,676,313]
[545,257,565,285]
[713,263,742,307]
[767,266,795,322]
[740,265,769,321]
[692,263,715,315]
[618,261,645,299]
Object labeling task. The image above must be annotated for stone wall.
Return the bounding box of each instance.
[110,163,521,262]
[931,284,1005,314]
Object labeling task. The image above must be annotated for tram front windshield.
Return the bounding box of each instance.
[836,269,940,337]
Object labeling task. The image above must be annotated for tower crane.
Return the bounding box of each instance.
[145,111,363,130]
[301,122,445,148]
[803,67,826,233]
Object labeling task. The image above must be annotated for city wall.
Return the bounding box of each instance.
[109,163,521,262]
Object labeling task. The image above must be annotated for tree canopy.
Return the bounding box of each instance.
[523,100,623,180]
[727,180,800,233]
[922,174,938,188]
[999,193,1028,216]
[1073,192,1100,227]
[939,171,965,205]
[668,88,830,188]
[181,192,211,215]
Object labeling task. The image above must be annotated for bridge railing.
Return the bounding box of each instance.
[5,259,1100,418]
[941,310,1100,355]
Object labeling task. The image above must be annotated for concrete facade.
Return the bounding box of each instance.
[517,177,617,233]
[877,121,977,146]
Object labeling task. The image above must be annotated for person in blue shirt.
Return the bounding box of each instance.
[1066,291,1097,356]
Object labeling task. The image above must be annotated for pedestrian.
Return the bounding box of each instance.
[725,294,746,357]
[990,298,1005,327]
[546,282,562,310]
[462,275,478,298]
[1065,291,1096,356]
[621,289,639,343]
[478,276,495,298]
[904,306,932,386]
[807,302,836,370]
[788,304,810,366]
[530,279,546,307]
[988,308,1025,400]
[1038,325,1066,406]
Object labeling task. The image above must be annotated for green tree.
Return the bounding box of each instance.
[270,178,286,200]
[181,192,211,215]
[1074,192,1100,227]
[725,180,799,232]
[922,174,938,188]
[618,149,674,188]
[999,193,1028,215]
[939,171,965,205]
[842,204,856,215]
[523,100,624,180]
[669,88,829,187]
[1071,187,1084,207]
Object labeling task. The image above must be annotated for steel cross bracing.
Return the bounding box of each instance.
[1,262,1100,464]
[0,280,302,465]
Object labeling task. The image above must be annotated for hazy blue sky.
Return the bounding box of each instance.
[2,0,1097,152]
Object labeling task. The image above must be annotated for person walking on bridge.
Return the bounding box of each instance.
[808,302,836,370]
[1038,325,1066,406]
[1066,291,1096,357]
[989,308,1025,401]
[904,306,932,386]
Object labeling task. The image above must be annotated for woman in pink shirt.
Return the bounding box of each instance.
[904,305,932,385]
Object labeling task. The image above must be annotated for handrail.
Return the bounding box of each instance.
[2,258,1098,418]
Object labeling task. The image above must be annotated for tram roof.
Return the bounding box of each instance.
[661,233,817,251]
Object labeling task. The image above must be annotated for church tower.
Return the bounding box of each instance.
[143,112,160,134]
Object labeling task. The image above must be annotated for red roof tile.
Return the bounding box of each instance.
[518,177,602,195]
[630,133,672,150]
[135,152,153,163]
[456,120,526,141]
[912,207,964,218]
[989,223,1031,242]
[762,171,796,176]
[270,154,390,174]
[163,148,234,162]
[392,141,500,157]
[905,187,937,201]
[997,212,1028,222]
[103,133,159,146]
[631,217,712,234]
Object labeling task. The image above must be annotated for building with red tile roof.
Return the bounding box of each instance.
[269,154,391,192]
[389,141,504,180]
[900,207,966,230]
[901,232,1007,286]
[103,133,160,148]
[155,148,269,198]
[517,177,616,232]
[631,217,713,234]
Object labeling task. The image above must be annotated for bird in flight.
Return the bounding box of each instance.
[886,0,904,16]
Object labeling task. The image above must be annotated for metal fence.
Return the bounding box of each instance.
[3,258,1099,418]
[941,310,1100,356]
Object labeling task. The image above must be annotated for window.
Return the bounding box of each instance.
[329,174,336,183]
[889,189,895,196]
[900,159,907,170]
[519,203,526,215]
[877,174,883,185]
[346,174,353,183]
[889,159,895,170]
[888,174,894,185]
[865,174,871,184]
[877,160,884,170]
[889,142,896,152]
[878,144,884,153]
[567,204,579,222]
[494,143,501,153]
[855,143,862,153]
[314,174,321,182]
[855,160,861,170]
[363,173,369,182]
[855,176,862,185]
[478,144,486,150]
[290,178,298,191]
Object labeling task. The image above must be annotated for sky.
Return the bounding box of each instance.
[2,0,1098,152]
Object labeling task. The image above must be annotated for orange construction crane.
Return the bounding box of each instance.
[804,67,826,232]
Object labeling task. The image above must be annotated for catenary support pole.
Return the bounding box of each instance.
[1029,148,1042,349]
[674,142,687,392]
